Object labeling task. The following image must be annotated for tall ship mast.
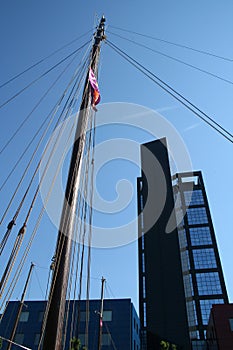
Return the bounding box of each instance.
[41,16,106,350]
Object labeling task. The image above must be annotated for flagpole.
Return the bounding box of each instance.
[41,16,106,350]
[98,277,106,350]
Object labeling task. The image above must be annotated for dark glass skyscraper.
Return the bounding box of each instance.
[137,138,228,350]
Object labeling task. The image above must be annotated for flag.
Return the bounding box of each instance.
[89,68,100,110]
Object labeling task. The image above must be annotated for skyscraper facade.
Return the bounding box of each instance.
[137,138,228,350]
[173,171,228,349]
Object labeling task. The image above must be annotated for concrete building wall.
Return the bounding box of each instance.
[138,138,190,349]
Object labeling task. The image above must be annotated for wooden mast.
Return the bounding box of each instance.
[41,16,106,350]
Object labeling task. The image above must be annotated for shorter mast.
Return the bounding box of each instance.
[98,277,106,350]
[7,263,34,350]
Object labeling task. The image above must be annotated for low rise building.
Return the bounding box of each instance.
[0,298,140,350]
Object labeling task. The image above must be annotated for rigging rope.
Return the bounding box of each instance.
[69,140,94,343]
[1,32,98,350]
[0,224,26,298]
[55,49,99,348]
[22,60,89,228]
[0,100,81,319]
[0,30,93,89]
[108,30,233,86]
[51,49,99,348]
[106,40,233,143]
[0,46,91,225]
[0,46,86,157]
[0,46,92,308]
[0,336,32,350]
[38,47,96,347]
[64,124,94,346]
[63,108,96,349]
[34,268,45,299]
[0,44,92,271]
[0,71,89,276]
[83,111,96,350]
[104,322,118,350]
[0,41,90,110]
[110,25,233,62]
[105,282,116,299]
[0,221,15,255]
[85,104,97,349]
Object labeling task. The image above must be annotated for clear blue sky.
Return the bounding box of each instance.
[0,0,232,314]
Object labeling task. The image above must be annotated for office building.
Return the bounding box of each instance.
[0,298,140,350]
[137,138,228,350]
[172,171,228,349]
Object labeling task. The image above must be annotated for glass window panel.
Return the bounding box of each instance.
[200,299,224,325]
[181,250,190,272]
[196,273,222,295]
[189,227,212,246]
[140,194,144,210]
[189,330,199,340]
[193,248,217,269]
[143,276,146,299]
[141,212,144,229]
[141,234,145,250]
[103,310,112,322]
[229,318,233,331]
[187,207,208,225]
[80,311,90,322]
[19,311,29,322]
[174,192,185,227]
[183,274,194,297]
[14,333,24,345]
[178,228,187,249]
[186,300,198,327]
[78,334,85,346]
[38,311,44,322]
[140,195,144,229]
[174,192,181,207]
[142,252,145,273]
[102,333,111,346]
[191,340,207,349]
[34,333,41,346]
[143,302,147,327]
[184,190,204,206]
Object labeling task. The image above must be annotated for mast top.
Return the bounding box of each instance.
[94,15,106,46]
